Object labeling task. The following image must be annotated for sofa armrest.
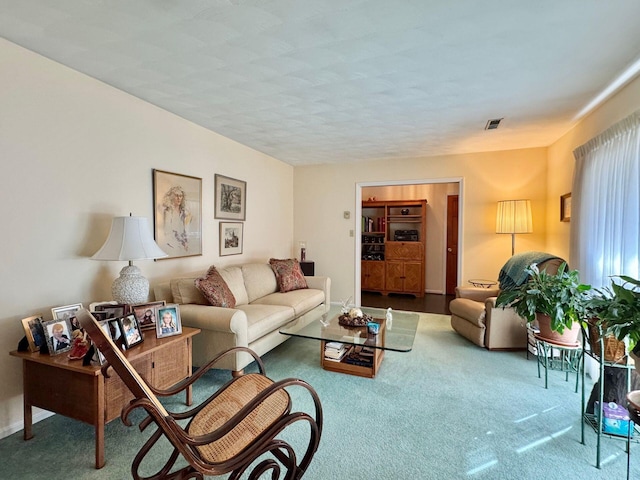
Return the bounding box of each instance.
[304,276,331,312]
[455,286,500,302]
[179,304,248,337]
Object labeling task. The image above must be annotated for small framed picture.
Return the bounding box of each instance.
[90,311,110,321]
[215,174,246,221]
[560,193,572,222]
[42,319,73,355]
[157,304,182,338]
[21,315,46,353]
[108,319,123,347]
[130,301,165,330]
[95,320,113,365]
[94,303,128,319]
[51,303,83,331]
[118,314,143,349]
[220,222,243,256]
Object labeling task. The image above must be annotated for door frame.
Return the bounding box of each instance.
[355,177,464,307]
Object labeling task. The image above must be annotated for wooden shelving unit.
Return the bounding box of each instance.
[361,199,426,297]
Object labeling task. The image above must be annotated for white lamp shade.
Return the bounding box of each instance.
[91,216,168,261]
[496,200,533,234]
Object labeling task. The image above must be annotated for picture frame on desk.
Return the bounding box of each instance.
[130,301,165,330]
[118,314,143,349]
[21,315,46,353]
[157,304,182,338]
[42,318,73,355]
[93,303,128,319]
[51,303,83,331]
[95,320,113,365]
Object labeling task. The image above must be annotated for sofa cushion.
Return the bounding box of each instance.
[170,278,209,305]
[217,266,249,306]
[195,266,237,308]
[269,258,308,293]
[253,289,324,317]
[241,264,278,303]
[235,304,295,343]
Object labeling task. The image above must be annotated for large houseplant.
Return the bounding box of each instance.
[586,275,640,362]
[496,262,591,344]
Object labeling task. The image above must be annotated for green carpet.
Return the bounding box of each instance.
[1,313,637,479]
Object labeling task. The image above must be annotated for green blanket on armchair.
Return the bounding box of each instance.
[498,251,562,290]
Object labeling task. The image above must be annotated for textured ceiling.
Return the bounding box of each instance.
[3,1,640,165]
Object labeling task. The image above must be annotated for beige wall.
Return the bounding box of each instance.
[0,39,294,436]
[293,148,550,302]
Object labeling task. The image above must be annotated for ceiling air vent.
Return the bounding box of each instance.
[485,118,503,130]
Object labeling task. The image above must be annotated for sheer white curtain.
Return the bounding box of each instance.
[571,110,640,288]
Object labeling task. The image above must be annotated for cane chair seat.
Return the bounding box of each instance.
[189,373,289,463]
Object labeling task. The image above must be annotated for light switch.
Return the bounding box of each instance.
[349,229,354,237]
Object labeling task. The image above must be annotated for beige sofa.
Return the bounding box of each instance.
[154,263,330,373]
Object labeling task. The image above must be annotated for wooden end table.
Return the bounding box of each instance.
[10,326,200,469]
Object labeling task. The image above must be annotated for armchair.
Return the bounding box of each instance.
[449,255,565,349]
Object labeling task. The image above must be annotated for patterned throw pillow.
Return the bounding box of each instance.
[195,265,236,308]
[269,258,308,293]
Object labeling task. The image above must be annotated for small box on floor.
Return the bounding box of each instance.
[595,401,634,437]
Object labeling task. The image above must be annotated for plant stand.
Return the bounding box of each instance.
[534,334,582,392]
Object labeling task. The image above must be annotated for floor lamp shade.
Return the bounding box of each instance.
[91,216,167,304]
[496,200,533,255]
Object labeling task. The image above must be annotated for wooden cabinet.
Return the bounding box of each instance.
[361,199,426,297]
[11,327,199,469]
[362,260,386,291]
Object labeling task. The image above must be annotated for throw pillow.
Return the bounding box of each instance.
[195,265,236,308]
[269,258,308,293]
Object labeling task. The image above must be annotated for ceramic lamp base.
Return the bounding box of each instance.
[112,264,149,304]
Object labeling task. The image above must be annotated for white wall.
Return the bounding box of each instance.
[0,39,295,436]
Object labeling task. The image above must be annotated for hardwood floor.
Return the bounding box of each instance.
[360,291,454,315]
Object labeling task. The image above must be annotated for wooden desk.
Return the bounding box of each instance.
[10,327,200,469]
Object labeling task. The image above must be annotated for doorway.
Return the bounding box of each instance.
[355,178,463,308]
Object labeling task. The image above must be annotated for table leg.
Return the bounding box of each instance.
[95,375,105,469]
[23,361,33,441]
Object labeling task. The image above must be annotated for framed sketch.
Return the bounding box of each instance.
[94,303,128,319]
[153,169,202,259]
[21,315,46,353]
[215,174,246,220]
[219,222,243,256]
[157,304,182,338]
[42,318,73,355]
[51,303,83,331]
[130,301,165,330]
[118,314,143,349]
[560,193,572,222]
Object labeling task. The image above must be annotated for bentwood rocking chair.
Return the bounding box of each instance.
[77,309,323,480]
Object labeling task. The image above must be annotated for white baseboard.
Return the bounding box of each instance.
[0,409,54,440]
[424,289,444,294]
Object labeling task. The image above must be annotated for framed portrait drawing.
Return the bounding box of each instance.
[220,222,243,256]
[215,174,246,221]
[153,169,202,259]
[130,301,165,330]
[21,315,46,353]
[560,193,572,222]
[118,314,143,349]
[42,318,73,355]
[157,304,182,338]
[51,303,83,330]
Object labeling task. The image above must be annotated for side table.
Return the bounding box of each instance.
[10,326,200,469]
[300,260,315,276]
[468,279,497,288]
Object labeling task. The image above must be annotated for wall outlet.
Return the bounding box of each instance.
[344,211,351,219]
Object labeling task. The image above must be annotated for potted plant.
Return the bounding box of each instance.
[587,275,640,364]
[496,262,591,344]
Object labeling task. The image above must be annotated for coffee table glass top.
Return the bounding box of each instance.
[279,305,420,352]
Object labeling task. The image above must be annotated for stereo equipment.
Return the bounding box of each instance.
[394,229,419,241]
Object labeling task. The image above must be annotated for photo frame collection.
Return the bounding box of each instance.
[19,303,183,363]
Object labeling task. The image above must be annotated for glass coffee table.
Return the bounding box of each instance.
[279,305,420,378]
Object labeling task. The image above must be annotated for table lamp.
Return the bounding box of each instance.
[496,199,533,256]
[91,215,168,303]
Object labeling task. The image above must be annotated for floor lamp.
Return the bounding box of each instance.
[496,200,533,256]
